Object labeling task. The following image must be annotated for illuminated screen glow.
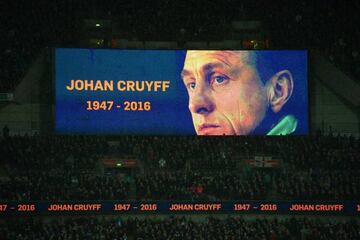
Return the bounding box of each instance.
[55,49,308,135]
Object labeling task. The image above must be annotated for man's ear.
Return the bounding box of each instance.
[266,70,294,113]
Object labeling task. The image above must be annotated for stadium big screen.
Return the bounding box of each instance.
[55,49,308,135]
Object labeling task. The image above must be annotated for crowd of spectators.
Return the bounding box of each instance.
[135,133,360,172]
[1,0,360,91]
[0,132,359,201]
[3,132,358,172]
[284,133,359,171]
[135,170,268,201]
[0,216,359,240]
[275,170,360,200]
[0,134,133,201]
[135,168,360,201]
[0,134,108,171]
[113,135,284,170]
[0,173,130,201]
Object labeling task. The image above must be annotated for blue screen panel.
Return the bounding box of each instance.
[55,49,308,135]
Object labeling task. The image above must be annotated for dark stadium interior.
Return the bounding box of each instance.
[1,0,360,239]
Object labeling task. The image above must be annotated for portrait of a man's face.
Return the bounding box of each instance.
[181,50,297,135]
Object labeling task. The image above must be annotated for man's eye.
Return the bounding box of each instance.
[213,76,229,85]
[188,82,196,90]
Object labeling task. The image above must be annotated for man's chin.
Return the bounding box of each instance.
[197,127,234,136]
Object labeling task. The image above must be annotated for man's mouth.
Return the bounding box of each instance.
[197,123,221,135]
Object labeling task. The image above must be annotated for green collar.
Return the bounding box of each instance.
[267,115,298,136]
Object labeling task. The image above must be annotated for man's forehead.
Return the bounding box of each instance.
[184,50,253,66]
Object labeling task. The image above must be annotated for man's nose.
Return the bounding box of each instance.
[189,86,215,115]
